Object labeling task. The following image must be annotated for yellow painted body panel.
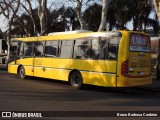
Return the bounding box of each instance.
[34,67,69,81]
[81,72,116,87]
[117,31,152,87]
[8,64,18,74]
[8,58,117,87]
[8,30,152,87]
[117,76,151,87]
[18,58,34,76]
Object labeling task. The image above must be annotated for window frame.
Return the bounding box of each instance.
[73,38,91,59]
[34,41,45,57]
[23,42,34,57]
[90,37,108,60]
[59,40,74,59]
[44,40,59,58]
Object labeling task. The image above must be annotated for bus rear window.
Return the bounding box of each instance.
[130,33,151,52]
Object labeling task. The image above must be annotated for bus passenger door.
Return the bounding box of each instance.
[33,42,45,77]
[21,42,34,76]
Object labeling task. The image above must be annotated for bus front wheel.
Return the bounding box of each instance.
[69,71,83,89]
[18,66,26,79]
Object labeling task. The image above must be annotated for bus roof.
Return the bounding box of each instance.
[11,30,149,42]
[11,31,119,42]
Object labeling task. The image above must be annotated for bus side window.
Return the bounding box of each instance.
[108,37,118,60]
[10,42,19,60]
[34,42,44,57]
[45,41,58,57]
[24,42,34,57]
[10,46,17,56]
[73,39,90,59]
[91,38,107,60]
[59,40,73,58]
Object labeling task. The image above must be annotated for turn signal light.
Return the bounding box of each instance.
[121,59,129,76]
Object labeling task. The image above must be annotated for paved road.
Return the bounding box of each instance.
[0,70,160,119]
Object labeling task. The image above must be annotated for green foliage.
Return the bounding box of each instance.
[108,0,132,30]
[12,6,81,36]
[12,8,40,37]
[10,0,159,36]
[83,3,102,31]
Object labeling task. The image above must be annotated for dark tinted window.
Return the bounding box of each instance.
[10,42,20,59]
[24,42,34,57]
[73,39,91,59]
[35,42,44,57]
[45,41,58,57]
[10,42,24,59]
[60,40,73,58]
[10,45,18,56]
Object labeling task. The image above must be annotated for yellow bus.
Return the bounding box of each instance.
[8,30,152,88]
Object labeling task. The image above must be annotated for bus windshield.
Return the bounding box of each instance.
[130,33,151,52]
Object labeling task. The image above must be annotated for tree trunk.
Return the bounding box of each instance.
[137,20,142,31]
[38,0,47,35]
[21,0,37,36]
[144,21,147,32]
[15,15,31,36]
[153,0,160,20]
[76,0,85,29]
[98,0,108,31]
[6,21,12,65]
[119,20,125,30]
[26,0,37,36]
[133,18,137,31]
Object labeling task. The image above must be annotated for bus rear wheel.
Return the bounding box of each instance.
[18,66,26,79]
[69,71,83,89]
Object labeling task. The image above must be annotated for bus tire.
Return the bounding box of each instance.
[69,71,83,89]
[18,66,26,79]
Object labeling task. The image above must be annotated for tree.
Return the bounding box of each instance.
[66,0,100,30]
[98,0,108,31]
[106,4,116,31]
[45,6,66,32]
[38,0,47,35]
[66,0,86,29]
[11,8,40,37]
[20,0,38,36]
[11,6,80,36]
[83,3,102,31]
[75,0,86,29]
[130,0,153,31]
[153,0,160,20]
[108,0,133,30]
[106,0,154,31]
[0,0,20,62]
[12,0,49,36]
